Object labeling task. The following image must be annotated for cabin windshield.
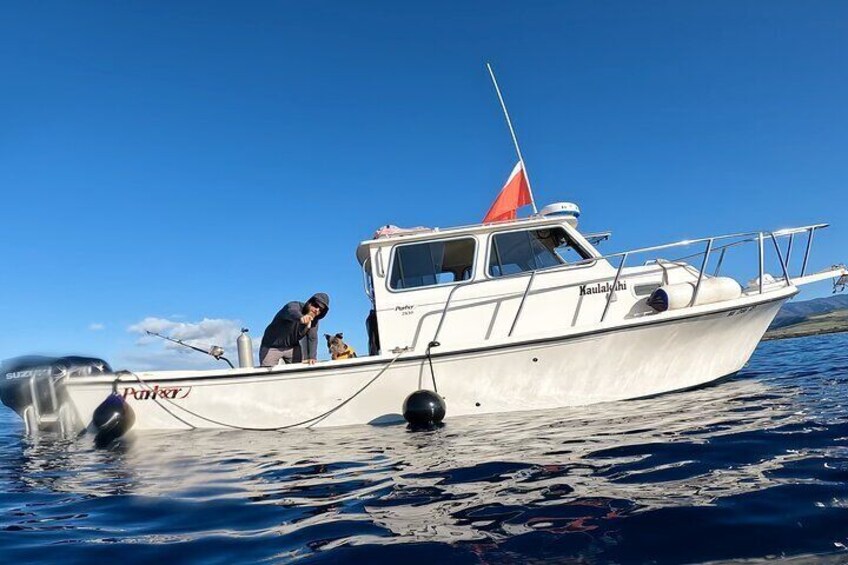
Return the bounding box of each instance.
[389,237,476,290]
[489,227,590,277]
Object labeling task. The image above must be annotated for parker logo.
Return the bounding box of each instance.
[122,385,191,401]
[579,281,627,296]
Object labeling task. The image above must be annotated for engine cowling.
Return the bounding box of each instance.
[0,355,113,418]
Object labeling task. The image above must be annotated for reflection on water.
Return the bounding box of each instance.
[2,334,848,563]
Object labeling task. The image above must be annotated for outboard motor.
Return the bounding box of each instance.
[0,355,112,434]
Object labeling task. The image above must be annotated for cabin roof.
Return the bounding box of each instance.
[355,215,581,265]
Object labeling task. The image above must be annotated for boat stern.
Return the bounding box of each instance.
[0,355,112,435]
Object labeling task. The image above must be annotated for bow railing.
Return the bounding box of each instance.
[428,223,828,347]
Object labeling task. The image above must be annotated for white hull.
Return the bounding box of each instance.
[63,290,790,432]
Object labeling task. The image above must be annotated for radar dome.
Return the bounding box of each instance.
[539,202,581,227]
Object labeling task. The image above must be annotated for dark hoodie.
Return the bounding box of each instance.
[260,293,330,360]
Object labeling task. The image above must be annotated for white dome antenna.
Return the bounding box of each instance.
[539,202,581,227]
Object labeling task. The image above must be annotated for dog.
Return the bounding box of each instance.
[325,333,357,360]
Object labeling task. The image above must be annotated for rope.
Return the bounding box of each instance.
[116,348,409,431]
[425,341,440,394]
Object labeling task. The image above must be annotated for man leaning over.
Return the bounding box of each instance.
[259,293,329,367]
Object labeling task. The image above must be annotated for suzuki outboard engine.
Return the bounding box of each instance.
[0,355,113,434]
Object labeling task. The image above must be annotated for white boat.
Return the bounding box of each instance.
[2,205,846,439]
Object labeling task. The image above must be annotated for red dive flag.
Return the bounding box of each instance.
[483,161,532,223]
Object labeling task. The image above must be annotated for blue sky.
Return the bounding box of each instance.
[1,1,846,367]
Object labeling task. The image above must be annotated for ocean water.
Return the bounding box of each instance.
[2,334,848,564]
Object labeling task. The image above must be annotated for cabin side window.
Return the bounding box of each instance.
[389,238,476,290]
[489,227,591,277]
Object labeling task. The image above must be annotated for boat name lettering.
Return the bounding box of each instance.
[727,306,755,317]
[579,281,627,296]
[4,368,51,381]
[122,385,192,401]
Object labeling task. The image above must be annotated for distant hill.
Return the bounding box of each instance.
[769,294,848,329]
[764,309,848,341]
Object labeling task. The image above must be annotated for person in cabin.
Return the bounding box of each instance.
[259,293,330,367]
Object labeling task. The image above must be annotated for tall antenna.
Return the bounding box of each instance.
[486,62,538,214]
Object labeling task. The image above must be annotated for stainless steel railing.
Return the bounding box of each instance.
[361,257,374,303]
[427,223,828,347]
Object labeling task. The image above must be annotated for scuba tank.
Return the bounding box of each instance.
[237,328,254,368]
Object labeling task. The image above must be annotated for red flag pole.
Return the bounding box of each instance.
[486,62,538,214]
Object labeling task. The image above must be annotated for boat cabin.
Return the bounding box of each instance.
[356,204,690,355]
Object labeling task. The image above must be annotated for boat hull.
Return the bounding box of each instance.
[61,293,789,432]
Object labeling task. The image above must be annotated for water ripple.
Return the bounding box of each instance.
[2,334,848,563]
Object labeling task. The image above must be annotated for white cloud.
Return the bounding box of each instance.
[88,323,105,331]
[128,316,243,343]
[120,316,249,371]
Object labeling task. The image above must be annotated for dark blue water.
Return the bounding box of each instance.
[2,334,848,564]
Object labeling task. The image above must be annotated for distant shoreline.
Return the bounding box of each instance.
[763,307,848,341]
[763,325,848,341]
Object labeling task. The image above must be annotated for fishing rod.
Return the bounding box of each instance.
[145,331,234,368]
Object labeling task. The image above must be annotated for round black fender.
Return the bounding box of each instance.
[92,393,135,447]
[402,389,446,429]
